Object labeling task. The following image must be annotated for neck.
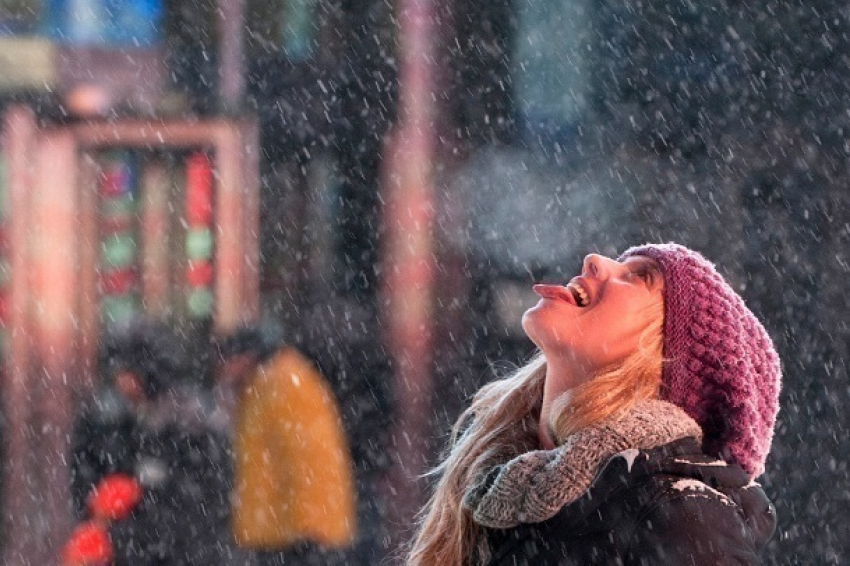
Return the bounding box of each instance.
[538,355,591,449]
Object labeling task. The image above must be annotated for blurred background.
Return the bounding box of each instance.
[0,0,847,563]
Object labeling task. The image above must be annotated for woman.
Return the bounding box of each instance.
[408,243,780,565]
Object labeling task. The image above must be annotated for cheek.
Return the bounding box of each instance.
[591,307,646,353]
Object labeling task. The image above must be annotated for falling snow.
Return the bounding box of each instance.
[0,0,847,564]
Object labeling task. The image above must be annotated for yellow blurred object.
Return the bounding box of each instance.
[232,347,357,549]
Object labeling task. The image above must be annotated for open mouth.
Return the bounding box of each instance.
[566,280,590,307]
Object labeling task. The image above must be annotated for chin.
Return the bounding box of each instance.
[521,308,535,332]
[521,310,544,348]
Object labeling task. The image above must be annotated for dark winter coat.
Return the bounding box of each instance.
[109,424,233,565]
[70,387,143,517]
[460,400,776,565]
[484,437,776,565]
[108,385,241,565]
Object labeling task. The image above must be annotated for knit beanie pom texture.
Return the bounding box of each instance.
[619,243,781,478]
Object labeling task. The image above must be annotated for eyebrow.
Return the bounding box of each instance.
[623,256,657,269]
[638,257,660,270]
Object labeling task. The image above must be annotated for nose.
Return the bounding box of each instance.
[582,254,621,279]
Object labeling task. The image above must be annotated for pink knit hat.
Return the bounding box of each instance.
[619,243,781,478]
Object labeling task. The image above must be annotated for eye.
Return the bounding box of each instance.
[629,263,658,286]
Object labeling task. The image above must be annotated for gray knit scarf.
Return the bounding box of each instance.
[462,399,703,529]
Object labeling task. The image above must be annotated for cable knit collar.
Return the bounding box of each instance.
[462,399,703,529]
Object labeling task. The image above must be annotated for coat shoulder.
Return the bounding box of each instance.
[484,439,777,565]
[610,442,777,565]
[625,474,771,564]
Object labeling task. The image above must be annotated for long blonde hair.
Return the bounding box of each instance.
[407,298,665,566]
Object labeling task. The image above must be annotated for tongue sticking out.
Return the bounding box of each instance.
[533,284,579,305]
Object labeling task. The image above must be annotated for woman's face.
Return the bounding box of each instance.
[522,253,664,375]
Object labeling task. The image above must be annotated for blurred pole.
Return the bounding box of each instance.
[218,0,245,113]
[380,0,440,551]
[213,119,261,331]
[0,125,81,563]
[2,105,37,564]
[2,110,98,564]
[31,129,80,562]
